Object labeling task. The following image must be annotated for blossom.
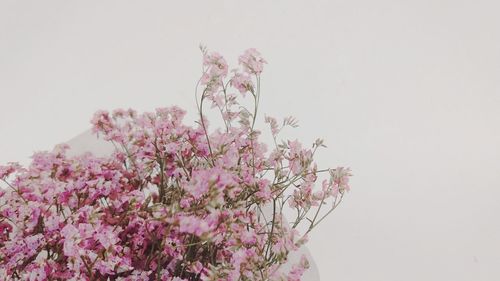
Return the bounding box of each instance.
[0,162,21,179]
[230,71,254,95]
[201,51,228,94]
[27,265,47,281]
[0,48,351,280]
[240,229,257,245]
[61,224,80,257]
[179,216,212,236]
[95,224,120,250]
[238,48,267,75]
[330,167,352,192]
[287,255,310,281]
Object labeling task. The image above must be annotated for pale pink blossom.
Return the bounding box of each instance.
[0,48,350,280]
[230,71,254,95]
[239,48,267,75]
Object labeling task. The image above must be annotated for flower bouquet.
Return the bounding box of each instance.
[0,48,351,280]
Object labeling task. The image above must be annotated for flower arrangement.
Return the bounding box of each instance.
[0,48,351,281]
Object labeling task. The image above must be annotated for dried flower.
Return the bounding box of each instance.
[0,49,351,280]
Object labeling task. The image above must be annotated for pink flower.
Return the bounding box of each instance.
[179,216,211,236]
[91,110,113,134]
[0,48,351,280]
[95,224,119,250]
[230,71,254,95]
[240,230,257,245]
[287,255,310,281]
[331,167,352,192]
[238,48,267,75]
[61,224,80,257]
[27,265,47,281]
[24,234,44,257]
[201,51,228,94]
[0,162,21,179]
[203,52,228,77]
[185,170,211,199]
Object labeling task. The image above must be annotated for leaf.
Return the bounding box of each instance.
[265,115,279,136]
[283,116,299,128]
[314,138,327,148]
[239,109,251,127]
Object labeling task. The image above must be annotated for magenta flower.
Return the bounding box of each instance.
[0,48,351,280]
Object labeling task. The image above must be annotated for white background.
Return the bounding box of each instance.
[1,1,500,280]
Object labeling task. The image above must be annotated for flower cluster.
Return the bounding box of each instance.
[0,49,351,280]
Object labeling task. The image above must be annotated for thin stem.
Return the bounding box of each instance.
[251,75,261,130]
[311,193,344,230]
[198,93,216,165]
